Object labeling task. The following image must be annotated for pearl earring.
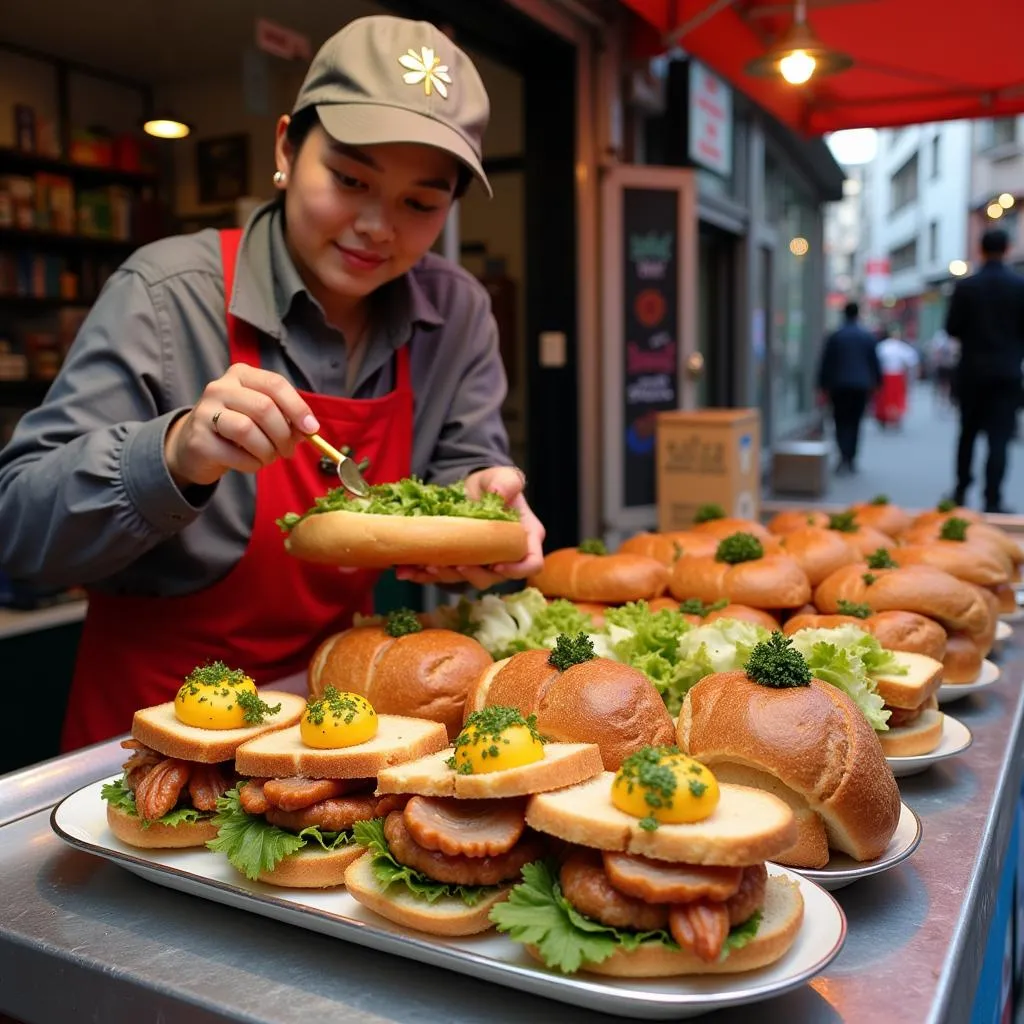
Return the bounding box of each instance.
[273,170,286,186]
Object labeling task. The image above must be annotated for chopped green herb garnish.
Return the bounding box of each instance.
[715,532,764,564]
[862,572,877,586]
[745,632,812,688]
[694,503,726,524]
[178,660,252,697]
[837,600,872,619]
[828,511,858,533]
[446,705,546,773]
[305,686,374,728]
[936,499,956,513]
[577,538,608,555]
[548,632,597,670]
[940,517,969,542]
[235,689,282,725]
[870,494,890,506]
[614,746,683,830]
[385,608,423,637]
[866,548,897,570]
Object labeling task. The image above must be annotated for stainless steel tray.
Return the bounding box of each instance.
[52,777,847,1020]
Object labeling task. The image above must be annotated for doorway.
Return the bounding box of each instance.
[697,222,738,408]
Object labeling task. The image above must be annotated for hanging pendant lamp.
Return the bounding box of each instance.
[745,0,853,85]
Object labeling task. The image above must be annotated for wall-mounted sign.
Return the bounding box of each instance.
[688,61,732,178]
[256,18,312,61]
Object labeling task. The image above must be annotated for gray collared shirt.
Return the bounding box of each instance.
[0,202,512,596]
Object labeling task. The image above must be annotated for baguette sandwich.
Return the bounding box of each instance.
[208,688,447,887]
[344,705,604,935]
[278,477,528,569]
[490,745,803,976]
[102,661,305,849]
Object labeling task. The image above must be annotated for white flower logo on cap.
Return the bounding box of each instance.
[398,46,452,99]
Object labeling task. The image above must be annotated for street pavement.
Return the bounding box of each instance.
[767,382,1024,512]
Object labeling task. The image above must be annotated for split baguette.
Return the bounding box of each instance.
[131,691,306,763]
[375,742,604,798]
[285,510,528,568]
[529,547,669,603]
[525,774,797,865]
[234,717,448,778]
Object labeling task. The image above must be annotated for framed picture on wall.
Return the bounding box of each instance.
[196,133,250,204]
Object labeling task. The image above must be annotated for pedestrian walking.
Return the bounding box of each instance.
[874,325,919,429]
[817,300,882,475]
[945,228,1024,513]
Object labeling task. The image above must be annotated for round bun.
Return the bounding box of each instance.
[992,582,1018,615]
[851,502,912,537]
[285,510,527,568]
[466,649,676,771]
[767,510,830,535]
[691,518,775,545]
[309,627,493,740]
[106,803,218,849]
[877,708,944,758]
[942,631,983,684]
[777,527,861,586]
[862,610,948,661]
[782,613,863,636]
[839,524,897,557]
[893,541,1011,586]
[705,605,781,630]
[678,671,902,866]
[618,531,718,566]
[814,563,990,634]
[344,852,511,935]
[669,553,811,610]
[529,548,669,603]
[902,520,1024,566]
[912,506,983,529]
[255,842,366,888]
[541,874,804,977]
[965,583,998,653]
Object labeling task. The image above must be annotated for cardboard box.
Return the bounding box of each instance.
[655,408,761,531]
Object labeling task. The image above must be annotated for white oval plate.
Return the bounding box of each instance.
[885,715,972,777]
[791,802,921,892]
[938,658,1000,703]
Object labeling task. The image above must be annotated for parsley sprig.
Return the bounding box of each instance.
[745,632,812,689]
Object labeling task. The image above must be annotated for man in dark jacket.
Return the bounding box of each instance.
[817,300,882,475]
[946,228,1024,513]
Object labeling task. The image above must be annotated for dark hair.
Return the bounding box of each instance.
[844,300,860,320]
[981,228,1009,257]
[285,105,473,198]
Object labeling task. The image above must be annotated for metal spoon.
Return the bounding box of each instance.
[307,434,371,497]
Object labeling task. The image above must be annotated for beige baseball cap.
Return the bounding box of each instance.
[292,15,492,197]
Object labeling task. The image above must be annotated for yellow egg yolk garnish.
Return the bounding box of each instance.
[611,746,719,828]
[301,687,378,749]
[175,661,274,730]
[449,705,545,775]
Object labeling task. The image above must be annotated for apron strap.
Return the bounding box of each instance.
[219,228,260,366]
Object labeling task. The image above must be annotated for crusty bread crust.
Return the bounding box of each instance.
[814,563,990,634]
[851,502,912,538]
[254,842,366,888]
[344,852,510,935]
[618,531,717,566]
[767,510,830,535]
[130,691,306,763]
[525,775,798,865]
[690,519,776,544]
[863,610,948,661]
[375,743,604,798]
[872,651,944,709]
[668,553,811,610]
[894,542,1011,586]
[106,803,219,849]
[285,510,528,568]
[877,708,944,757]
[678,672,901,863]
[234,716,448,778]
[841,524,897,557]
[307,626,493,741]
[528,548,669,603]
[545,874,804,977]
[778,527,862,586]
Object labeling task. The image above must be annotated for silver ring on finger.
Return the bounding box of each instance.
[211,410,223,435]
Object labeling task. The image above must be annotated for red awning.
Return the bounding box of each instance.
[623,0,1024,135]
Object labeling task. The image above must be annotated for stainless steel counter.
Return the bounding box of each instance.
[2,639,1023,1024]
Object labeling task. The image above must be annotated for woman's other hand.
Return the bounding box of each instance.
[165,364,321,488]
[394,466,546,590]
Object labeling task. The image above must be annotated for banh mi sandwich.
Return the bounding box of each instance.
[528,538,669,604]
[278,477,528,568]
[678,633,902,869]
[668,532,812,610]
[344,706,604,935]
[491,746,803,976]
[463,632,676,770]
[102,662,305,849]
[849,495,912,539]
[307,608,493,740]
[208,688,447,887]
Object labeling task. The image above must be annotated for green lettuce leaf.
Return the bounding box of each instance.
[205,785,356,880]
[101,776,204,829]
[490,861,761,974]
[352,817,495,907]
[278,476,519,532]
[605,601,692,667]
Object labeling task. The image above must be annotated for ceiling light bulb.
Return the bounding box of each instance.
[999,193,1015,209]
[143,118,191,140]
[779,49,816,85]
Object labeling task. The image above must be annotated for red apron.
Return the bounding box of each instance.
[874,371,908,425]
[61,228,413,751]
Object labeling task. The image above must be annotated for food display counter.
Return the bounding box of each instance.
[0,627,1021,1023]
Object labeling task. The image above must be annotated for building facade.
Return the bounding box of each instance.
[968,115,1024,272]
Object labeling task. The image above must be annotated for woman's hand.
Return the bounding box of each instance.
[165,364,321,488]
[394,466,546,590]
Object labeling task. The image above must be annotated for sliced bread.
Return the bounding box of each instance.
[873,652,943,710]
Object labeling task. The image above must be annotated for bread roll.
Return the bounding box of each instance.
[863,610,948,662]
[617,531,718,566]
[529,547,669,603]
[902,519,1024,567]
[106,803,220,850]
[876,707,944,758]
[669,553,811,610]
[767,510,830,535]
[466,650,675,771]
[912,506,983,528]
[678,671,901,866]
[308,626,493,740]
[691,518,776,545]
[837,523,897,557]
[965,583,998,654]
[705,605,781,630]
[814,563,990,635]
[777,527,861,585]
[894,541,1011,586]
[992,582,1018,615]
[851,501,912,538]
[942,631,984,684]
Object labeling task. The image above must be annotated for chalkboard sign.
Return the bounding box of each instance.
[622,187,680,508]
